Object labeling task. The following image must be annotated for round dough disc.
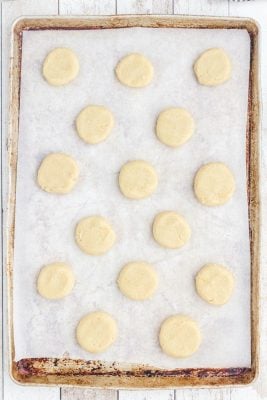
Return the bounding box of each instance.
[195,263,234,305]
[75,216,116,255]
[115,53,154,88]
[194,162,235,206]
[76,105,114,144]
[117,262,158,300]
[159,315,201,358]
[119,160,158,200]
[194,48,231,86]
[37,262,75,300]
[37,153,79,194]
[156,108,195,148]
[152,211,191,249]
[76,311,117,353]
[42,48,79,86]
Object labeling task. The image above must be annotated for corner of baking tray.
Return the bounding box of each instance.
[9,361,28,387]
[11,16,39,36]
[240,17,260,37]
[245,366,259,387]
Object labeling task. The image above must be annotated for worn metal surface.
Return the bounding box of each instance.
[7,15,260,388]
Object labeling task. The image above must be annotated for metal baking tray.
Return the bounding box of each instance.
[7,15,260,388]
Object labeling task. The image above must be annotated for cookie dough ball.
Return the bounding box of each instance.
[119,160,158,200]
[42,48,79,86]
[37,153,79,194]
[194,162,235,206]
[117,262,158,300]
[194,48,232,86]
[76,105,114,144]
[115,53,154,88]
[159,315,201,358]
[156,108,195,148]
[152,211,191,249]
[196,263,234,305]
[75,216,116,256]
[76,311,117,353]
[37,262,75,300]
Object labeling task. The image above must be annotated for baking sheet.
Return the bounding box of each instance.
[13,27,251,369]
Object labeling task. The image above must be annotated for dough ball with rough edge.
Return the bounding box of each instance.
[115,53,154,88]
[37,262,75,300]
[195,263,234,306]
[117,261,158,301]
[194,48,232,86]
[119,160,158,200]
[156,108,195,148]
[194,162,235,206]
[76,105,114,144]
[159,315,201,358]
[152,211,191,249]
[37,153,79,194]
[76,311,118,353]
[75,216,116,256]
[42,48,79,86]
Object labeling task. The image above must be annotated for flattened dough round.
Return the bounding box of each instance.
[156,108,195,148]
[37,262,75,300]
[76,311,117,353]
[195,263,234,305]
[194,48,231,86]
[115,53,154,88]
[37,153,79,194]
[75,216,116,255]
[76,105,114,144]
[152,211,191,249]
[194,162,235,206]
[117,262,158,300]
[119,160,158,199]
[42,48,79,86]
[159,315,201,358]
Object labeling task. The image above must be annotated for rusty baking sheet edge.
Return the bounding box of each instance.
[7,15,260,388]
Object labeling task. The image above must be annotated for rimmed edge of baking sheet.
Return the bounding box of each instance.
[7,15,260,388]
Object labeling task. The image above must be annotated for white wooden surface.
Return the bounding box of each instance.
[1,0,267,399]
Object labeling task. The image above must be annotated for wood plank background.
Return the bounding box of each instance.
[1,0,267,399]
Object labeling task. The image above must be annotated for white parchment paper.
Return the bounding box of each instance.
[13,26,251,368]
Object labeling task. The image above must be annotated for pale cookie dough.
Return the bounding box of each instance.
[42,48,79,86]
[37,262,75,300]
[76,105,114,144]
[37,153,79,194]
[76,311,117,353]
[195,263,234,306]
[115,53,154,88]
[117,262,158,300]
[194,162,235,206]
[156,108,195,148]
[194,48,232,86]
[159,315,201,358]
[152,211,191,249]
[119,160,158,200]
[75,216,116,255]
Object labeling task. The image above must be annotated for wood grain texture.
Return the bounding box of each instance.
[117,0,173,15]
[61,387,117,399]
[1,1,59,399]
[174,0,228,16]
[175,389,232,400]
[119,390,174,399]
[59,0,115,15]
